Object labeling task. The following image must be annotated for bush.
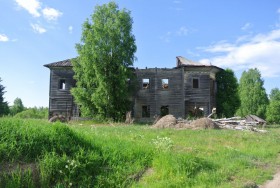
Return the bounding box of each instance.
[14,107,48,119]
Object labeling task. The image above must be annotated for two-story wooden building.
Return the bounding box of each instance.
[44,56,222,122]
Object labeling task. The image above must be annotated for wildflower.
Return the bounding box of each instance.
[69,182,72,186]
[65,165,68,169]
[59,170,63,174]
[70,160,75,166]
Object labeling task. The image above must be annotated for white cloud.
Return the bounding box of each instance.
[15,0,63,23]
[241,22,253,31]
[177,26,188,36]
[42,7,62,21]
[0,34,9,42]
[277,8,280,14]
[68,26,73,34]
[15,0,41,17]
[161,26,190,42]
[198,29,280,78]
[160,31,172,43]
[30,23,46,34]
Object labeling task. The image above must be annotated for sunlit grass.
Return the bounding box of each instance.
[0,117,279,187]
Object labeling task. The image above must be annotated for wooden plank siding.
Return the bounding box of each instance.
[184,67,217,117]
[48,68,76,119]
[134,68,185,122]
[45,58,222,122]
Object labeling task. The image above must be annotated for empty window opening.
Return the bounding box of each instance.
[193,78,199,88]
[142,79,150,89]
[160,106,169,117]
[59,79,66,90]
[162,79,169,89]
[142,105,150,118]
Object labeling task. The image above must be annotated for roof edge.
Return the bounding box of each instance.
[44,58,74,68]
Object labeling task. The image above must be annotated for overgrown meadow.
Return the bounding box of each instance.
[0,118,280,187]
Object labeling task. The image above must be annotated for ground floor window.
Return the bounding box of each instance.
[160,106,169,117]
[142,105,150,117]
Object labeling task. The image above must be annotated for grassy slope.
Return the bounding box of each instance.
[0,118,280,187]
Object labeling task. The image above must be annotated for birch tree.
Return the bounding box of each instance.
[237,68,268,118]
[71,2,137,121]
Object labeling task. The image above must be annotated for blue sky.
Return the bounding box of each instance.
[0,0,280,107]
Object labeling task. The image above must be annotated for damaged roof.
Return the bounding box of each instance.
[176,56,223,70]
[176,56,202,66]
[44,59,73,68]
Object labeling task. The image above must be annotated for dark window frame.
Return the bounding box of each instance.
[142,78,150,89]
[160,105,169,117]
[162,78,169,89]
[59,79,66,90]
[192,78,199,89]
[142,105,150,118]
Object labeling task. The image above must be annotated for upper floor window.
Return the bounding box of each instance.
[162,79,169,89]
[142,79,150,89]
[59,79,66,90]
[193,78,199,89]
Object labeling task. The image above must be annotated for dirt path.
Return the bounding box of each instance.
[259,171,280,188]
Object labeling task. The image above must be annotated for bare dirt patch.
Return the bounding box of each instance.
[259,170,280,188]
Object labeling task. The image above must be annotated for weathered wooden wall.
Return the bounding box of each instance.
[48,68,76,119]
[134,68,185,122]
[46,65,219,122]
[184,67,217,117]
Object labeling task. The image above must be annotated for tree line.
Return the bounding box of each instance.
[216,68,280,123]
[0,80,48,119]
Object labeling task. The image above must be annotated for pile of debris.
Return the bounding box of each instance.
[212,115,267,133]
[153,115,177,128]
[153,114,268,133]
[153,115,219,130]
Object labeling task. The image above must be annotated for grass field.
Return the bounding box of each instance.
[0,117,280,187]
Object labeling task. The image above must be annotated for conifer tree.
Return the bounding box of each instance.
[0,77,9,116]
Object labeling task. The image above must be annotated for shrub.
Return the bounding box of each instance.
[14,107,48,119]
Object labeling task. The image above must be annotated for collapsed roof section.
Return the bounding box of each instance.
[44,56,223,71]
[176,56,223,71]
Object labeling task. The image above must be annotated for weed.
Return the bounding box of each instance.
[152,136,174,152]
[0,117,280,187]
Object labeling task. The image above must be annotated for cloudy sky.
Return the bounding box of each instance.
[0,0,280,107]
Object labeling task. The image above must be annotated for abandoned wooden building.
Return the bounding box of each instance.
[44,56,222,121]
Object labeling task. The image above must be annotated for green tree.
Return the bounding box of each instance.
[216,69,240,117]
[266,88,280,123]
[10,97,25,115]
[71,2,137,121]
[237,68,268,118]
[0,78,9,116]
[269,88,280,101]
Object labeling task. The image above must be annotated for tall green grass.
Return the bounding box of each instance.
[0,117,280,187]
